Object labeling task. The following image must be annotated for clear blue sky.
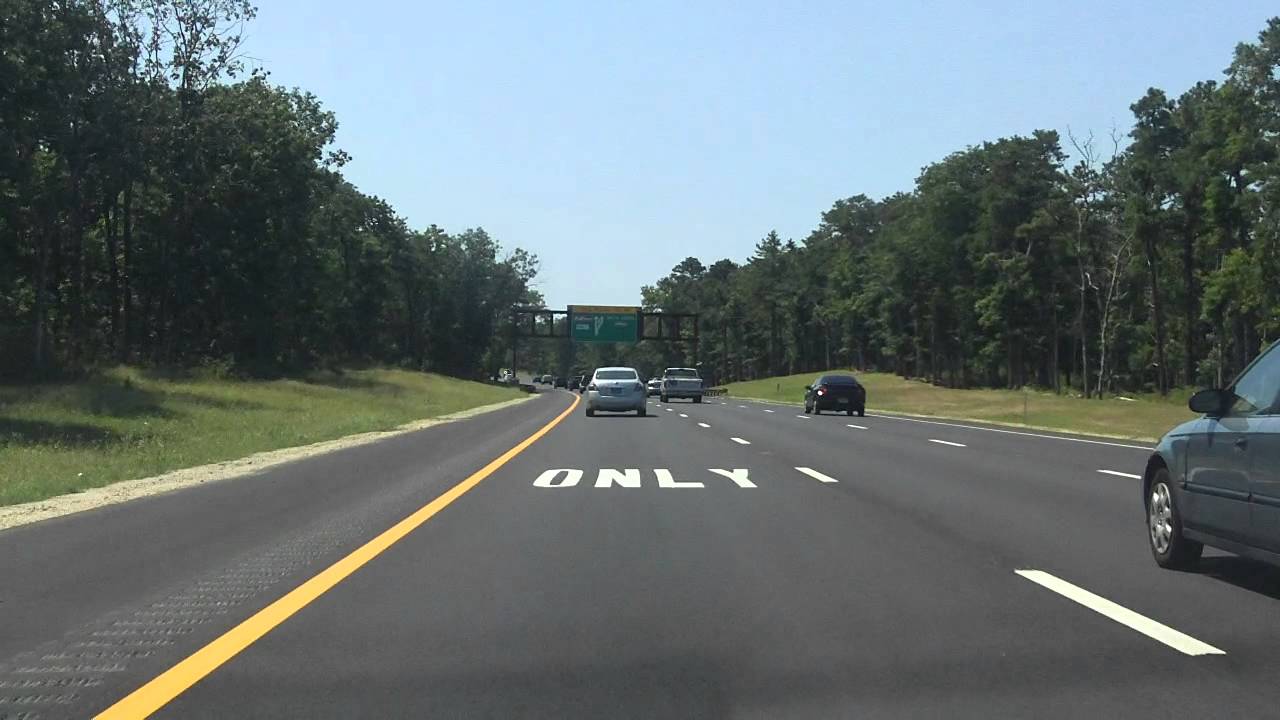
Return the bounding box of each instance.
[244,0,1276,309]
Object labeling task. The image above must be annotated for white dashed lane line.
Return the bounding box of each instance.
[762,409,775,413]
[1098,469,1141,479]
[738,405,748,409]
[795,415,810,420]
[928,439,966,448]
[869,413,1150,451]
[1015,570,1225,656]
[847,424,868,430]
[697,422,710,428]
[679,413,688,418]
[666,408,674,412]
[795,467,838,484]
[730,437,751,445]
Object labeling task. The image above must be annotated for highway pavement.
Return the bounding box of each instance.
[5,388,1280,717]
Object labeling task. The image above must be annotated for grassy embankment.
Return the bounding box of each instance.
[0,367,521,507]
[726,371,1197,442]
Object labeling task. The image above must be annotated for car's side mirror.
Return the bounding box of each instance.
[1189,388,1231,416]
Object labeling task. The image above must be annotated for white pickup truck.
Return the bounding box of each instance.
[660,367,703,403]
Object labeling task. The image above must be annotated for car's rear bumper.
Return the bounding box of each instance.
[662,388,703,398]
[587,392,646,411]
[816,395,864,410]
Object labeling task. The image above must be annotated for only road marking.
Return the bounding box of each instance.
[1015,569,1224,656]
[709,468,755,488]
[96,394,582,719]
[697,422,710,428]
[847,424,868,430]
[679,413,688,418]
[730,437,751,445]
[928,439,966,447]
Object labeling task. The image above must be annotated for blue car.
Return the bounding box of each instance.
[1145,340,1280,569]
[585,367,647,417]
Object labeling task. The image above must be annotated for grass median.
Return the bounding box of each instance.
[0,367,522,507]
[726,371,1196,442]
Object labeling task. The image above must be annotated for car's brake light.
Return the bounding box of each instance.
[587,383,597,391]
[816,386,827,396]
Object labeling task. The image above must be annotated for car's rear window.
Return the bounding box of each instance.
[596,370,638,380]
[819,375,859,386]
[665,369,699,378]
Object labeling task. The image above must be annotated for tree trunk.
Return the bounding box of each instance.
[120,182,134,363]
[1145,234,1168,395]
[1051,294,1060,393]
[105,192,122,355]
[1182,208,1197,386]
[33,224,50,374]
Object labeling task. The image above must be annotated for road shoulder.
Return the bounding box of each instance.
[0,395,534,532]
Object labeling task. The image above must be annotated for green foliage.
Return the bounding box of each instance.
[0,0,537,379]
[634,17,1280,396]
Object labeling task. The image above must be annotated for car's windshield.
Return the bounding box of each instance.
[596,370,638,380]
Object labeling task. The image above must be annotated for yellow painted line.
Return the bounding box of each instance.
[96,393,581,719]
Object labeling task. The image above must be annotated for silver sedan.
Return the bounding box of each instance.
[586,367,648,417]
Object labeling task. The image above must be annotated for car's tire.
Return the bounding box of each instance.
[846,407,854,416]
[693,396,702,404]
[857,406,865,417]
[638,405,647,417]
[814,405,821,415]
[660,394,668,403]
[586,408,595,417]
[1147,467,1203,569]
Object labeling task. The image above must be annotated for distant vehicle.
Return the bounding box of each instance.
[498,370,517,385]
[537,374,549,384]
[554,376,567,388]
[568,377,580,390]
[646,378,662,396]
[576,374,589,394]
[1145,340,1280,570]
[803,374,866,416]
[660,367,702,403]
[585,367,647,417]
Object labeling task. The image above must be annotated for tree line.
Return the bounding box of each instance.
[1,0,540,379]
[632,18,1280,395]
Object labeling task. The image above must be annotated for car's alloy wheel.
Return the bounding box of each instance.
[1149,482,1174,555]
[1147,468,1203,569]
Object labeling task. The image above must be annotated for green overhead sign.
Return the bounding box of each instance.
[569,305,639,343]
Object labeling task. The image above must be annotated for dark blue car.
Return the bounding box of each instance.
[1146,340,1280,568]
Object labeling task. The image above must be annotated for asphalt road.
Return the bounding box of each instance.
[5,388,1280,718]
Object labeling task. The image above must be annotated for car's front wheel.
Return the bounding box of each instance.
[1148,467,1202,569]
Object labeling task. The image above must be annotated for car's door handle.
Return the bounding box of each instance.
[1235,437,1249,450]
